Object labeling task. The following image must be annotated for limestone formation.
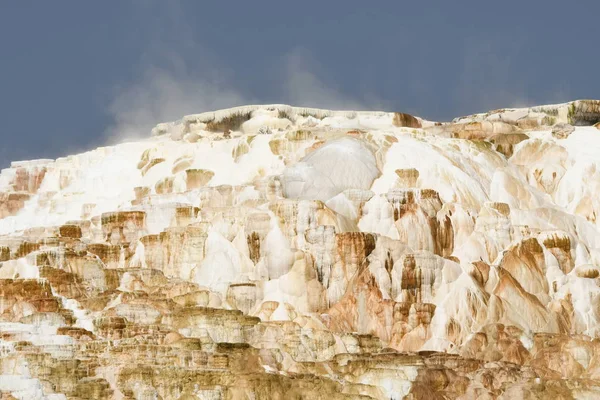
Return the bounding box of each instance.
[1,101,600,398]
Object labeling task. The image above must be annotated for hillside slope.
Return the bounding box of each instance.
[1,101,600,399]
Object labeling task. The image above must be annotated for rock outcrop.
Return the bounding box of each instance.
[1,101,600,399]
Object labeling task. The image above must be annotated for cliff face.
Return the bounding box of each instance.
[0,101,600,399]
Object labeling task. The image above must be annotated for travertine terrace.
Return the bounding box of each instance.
[1,100,600,399]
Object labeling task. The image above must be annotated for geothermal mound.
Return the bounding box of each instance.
[1,100,600,398]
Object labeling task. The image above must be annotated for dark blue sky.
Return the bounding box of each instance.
[1,1,599,168]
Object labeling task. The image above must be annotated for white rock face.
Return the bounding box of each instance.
[1,101,600,398]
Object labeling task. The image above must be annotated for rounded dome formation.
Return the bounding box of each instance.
[281,137,379,202]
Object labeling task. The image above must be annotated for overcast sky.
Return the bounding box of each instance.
[1,1,599,168]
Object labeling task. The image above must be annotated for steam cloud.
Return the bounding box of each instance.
[104,64,250,145]
[104,48,379,145]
